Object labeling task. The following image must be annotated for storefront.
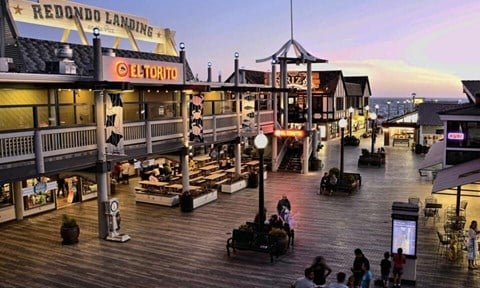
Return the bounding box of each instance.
[21,179,56,217]
[0,183,15,223]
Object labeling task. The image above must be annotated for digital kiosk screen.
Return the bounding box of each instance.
[392,219,417,256]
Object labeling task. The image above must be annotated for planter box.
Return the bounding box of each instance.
[193,190,217,208]
[221,180,247,194]
[135,192,180,207]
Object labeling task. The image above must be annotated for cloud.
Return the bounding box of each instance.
[311,59,464,99]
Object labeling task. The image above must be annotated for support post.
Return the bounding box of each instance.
[93,34,108,239]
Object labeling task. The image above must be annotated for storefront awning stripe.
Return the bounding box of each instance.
[432,158,480,193]
[419,141,444,170]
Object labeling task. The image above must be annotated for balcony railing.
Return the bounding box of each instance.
[0,111,274,165]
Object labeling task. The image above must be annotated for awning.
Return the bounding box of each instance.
[432,158,480,193]
[419,141,444,170]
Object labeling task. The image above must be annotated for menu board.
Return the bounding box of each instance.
[392,219,417,256]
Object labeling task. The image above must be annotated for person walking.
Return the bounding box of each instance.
[468,220,480,270]
[328,272,349,288]
[379,251,391,287]
[291,267,316,288]
[121,162,131,184]
[392,248,406,287]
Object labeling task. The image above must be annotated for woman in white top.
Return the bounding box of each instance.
[468,220,480,270]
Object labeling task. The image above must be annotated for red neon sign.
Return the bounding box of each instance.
[447,132,464,140]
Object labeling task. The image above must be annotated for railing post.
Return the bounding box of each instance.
[33,106,45,174]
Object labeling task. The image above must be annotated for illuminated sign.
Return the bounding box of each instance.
[8,0,177,55]
[103,56,183,84]
[447,132,464,140]
[274,129,305,138]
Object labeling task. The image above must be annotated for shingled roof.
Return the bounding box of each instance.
[4,37,195,80]
[224,69,267,84]
[437,103,480,117]
[344,82,362,97]
[316,70,343,94]
[417,102,466,126]
[344,76,371,96]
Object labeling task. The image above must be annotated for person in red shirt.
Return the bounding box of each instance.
[392,248,406,287]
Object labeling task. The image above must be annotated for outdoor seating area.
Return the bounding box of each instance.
[226,221,292,263]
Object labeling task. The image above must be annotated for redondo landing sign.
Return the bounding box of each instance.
[8,0,175,48]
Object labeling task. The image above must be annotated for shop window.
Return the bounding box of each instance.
[446,121,480,148]
[446,150,480,166]
[0,183,13,208]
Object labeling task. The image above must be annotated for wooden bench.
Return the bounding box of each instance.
[393,138,410,146]
[226,229,278,263]
[215,178,229,187]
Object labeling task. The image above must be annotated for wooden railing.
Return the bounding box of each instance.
[0,111,274,165]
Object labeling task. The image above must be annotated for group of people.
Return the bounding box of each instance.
[319,171,338,196]
[291,248,407,288]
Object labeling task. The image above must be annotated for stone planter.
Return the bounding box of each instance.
[60,225,80,245]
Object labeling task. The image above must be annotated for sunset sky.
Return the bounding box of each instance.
[14,0,480,100]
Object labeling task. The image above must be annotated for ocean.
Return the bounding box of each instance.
[369,97,466,119]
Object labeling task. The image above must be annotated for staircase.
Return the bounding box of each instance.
[278,142,303,173]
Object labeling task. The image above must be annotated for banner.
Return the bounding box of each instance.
[105,93,125,155]
[189,93,204,143]
[242,92,255,132]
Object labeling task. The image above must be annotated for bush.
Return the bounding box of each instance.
[329,167,340,177]
[343,135,360,146]
[61,214,77,228]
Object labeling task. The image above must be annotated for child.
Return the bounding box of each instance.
[361,262,372,288]
[380,251,391,287]
[392,248,406,287]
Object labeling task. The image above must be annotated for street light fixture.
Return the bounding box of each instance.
[348,107,354,137]
[370,112,377,154]
[338,118,347,176]
[364,105,370,132]
[386,101,391,120]
[254,131,268,225]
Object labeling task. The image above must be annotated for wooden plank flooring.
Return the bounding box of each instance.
[0,134,479,287]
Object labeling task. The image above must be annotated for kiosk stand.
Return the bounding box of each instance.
[105,198,131,242]
[391,202,419,286]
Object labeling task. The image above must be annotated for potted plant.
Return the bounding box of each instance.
[269,227,288,255]
[60,214,79,245]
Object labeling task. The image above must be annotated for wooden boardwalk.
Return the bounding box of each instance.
[0,134,479,287]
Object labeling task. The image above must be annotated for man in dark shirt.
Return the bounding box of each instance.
[352,248,370,287]
[276,194,291,215]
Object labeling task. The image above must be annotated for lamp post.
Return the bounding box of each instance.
[386,101,391,120]
[254,131,268,225]
[92,27,109,239]
[364,105,369,132]
[338,118,347,177]
[370,112,377,154]
[348,107,354,137]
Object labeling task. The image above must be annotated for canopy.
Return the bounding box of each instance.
[432,158,480,193]
[418,141,444,171]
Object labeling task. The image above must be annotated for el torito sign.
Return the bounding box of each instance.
[8,0,174,45]
[103,56,184,85]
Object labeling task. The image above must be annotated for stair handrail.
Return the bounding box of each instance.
[274,137,292,171]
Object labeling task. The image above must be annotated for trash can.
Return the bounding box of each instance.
[110,183,116,195]
[180,191,193,212]
[248,172,259,188]
[310,158,321,171]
